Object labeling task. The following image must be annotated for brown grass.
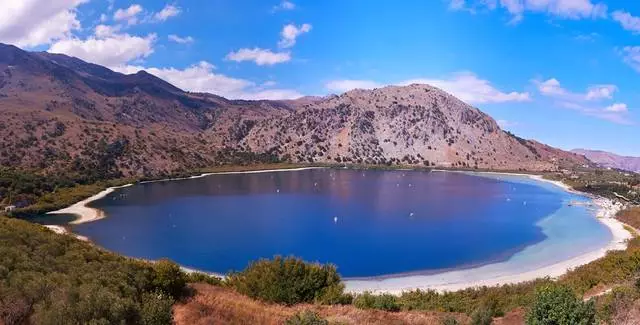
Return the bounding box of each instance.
[617,207,640,230]
[173,284,471,325]
[492,307,525,325]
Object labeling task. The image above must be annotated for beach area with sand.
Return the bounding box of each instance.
[42,167,633,294]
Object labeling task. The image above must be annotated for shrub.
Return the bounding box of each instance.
[442,316,460,325]
[184,271,223,286]
[353,292,400,312]
[227,256,343,305]
[152,259,187,300]
[285,310,329,325]
[139,292,174,325]
[0,217,188,325]
[470,305,494,325]
[526,284,595,325]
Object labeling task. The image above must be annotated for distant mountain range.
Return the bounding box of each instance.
[0,42,589,178]
[572,149,640,173]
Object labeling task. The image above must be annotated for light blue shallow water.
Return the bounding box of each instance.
[71,169,612,278]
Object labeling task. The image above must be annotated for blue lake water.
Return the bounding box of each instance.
[72,168,611,278]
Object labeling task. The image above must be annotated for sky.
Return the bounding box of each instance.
[0,0,639,156]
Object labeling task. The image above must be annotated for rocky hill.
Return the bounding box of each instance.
[572,149,640,173]
[0,42,589,179]
[242,85,588,171]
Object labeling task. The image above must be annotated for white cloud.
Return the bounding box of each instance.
[620,46,640,72]
[112,61,303,100]
[534,78,631,124]
[451,0,607,22]
[585,84,617,100]
[48,33,156,67]
[113,4,143,25]
[401,72,531,104]
[604,103,628,112]
[0,0,86,47]
[326,72,530,104]
[94,24,120,38]
[168,34,194,44]
[534,78,617,101]
[99,13,108,22]
[278,23,311,48]
[612,10,640,33]
[225,48,291,66]
[153,4,181,22]
[325,80,382,92]
[272,0,296,12]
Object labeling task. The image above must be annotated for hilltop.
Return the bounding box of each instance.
[0,42,588,182]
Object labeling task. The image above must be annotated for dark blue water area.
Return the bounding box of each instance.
[73,169,564,278]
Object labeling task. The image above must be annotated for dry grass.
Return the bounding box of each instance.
[492,307,525,325]
[173,284,471,325]
[617,207,640,230]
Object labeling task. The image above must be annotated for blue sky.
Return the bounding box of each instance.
[1,0,639,156]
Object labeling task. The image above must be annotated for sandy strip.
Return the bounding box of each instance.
[345,171,633,294]
[43,225,89,241]
[46,184,134,224]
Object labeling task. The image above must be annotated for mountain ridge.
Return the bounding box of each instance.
[0,42,589,180]
[572,149,640,173]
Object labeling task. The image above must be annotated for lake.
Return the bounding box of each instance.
[72,168,611,278]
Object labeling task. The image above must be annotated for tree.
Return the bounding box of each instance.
[227,256,343,305]
[526,284,595,325]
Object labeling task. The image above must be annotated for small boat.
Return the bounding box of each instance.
[333,216,338,223]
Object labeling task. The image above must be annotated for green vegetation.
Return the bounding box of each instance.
[545,168,640,203]
[353,292,401,312]
[226,256,345,306]
[285,310,329,325]
[0,217,189,325]
[0,167,133,216]
[525,284,595,325]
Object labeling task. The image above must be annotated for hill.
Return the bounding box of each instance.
[0,42,588,183]
[572,149,640,173]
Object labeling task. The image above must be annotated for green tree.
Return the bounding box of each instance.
[227,256,343,305]
[526,284,595,325]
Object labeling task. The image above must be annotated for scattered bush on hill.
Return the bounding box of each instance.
[226,256,345,305]
[353,292,401,312]
[0,217,188,325]
[284,310,329,325]
[525,284,595,325]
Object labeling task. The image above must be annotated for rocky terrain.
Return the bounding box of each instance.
[572,149,640,173]
[0,42,589,180]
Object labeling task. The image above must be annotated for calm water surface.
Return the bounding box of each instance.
[73,169,590,277]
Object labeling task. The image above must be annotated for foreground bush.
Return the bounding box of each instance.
[227,256,344,305]
[526,284,595,325]
[0,217,188,325]
[354,292,400,312]
[285,310,329,325]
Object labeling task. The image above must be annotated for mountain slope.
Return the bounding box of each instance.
[242,85,588,171]
[572,149,640,173]
[0,42,588,180]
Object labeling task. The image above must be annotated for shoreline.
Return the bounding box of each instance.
[345,171,632,294]
[42,166,633,294]
[46,167,325,225]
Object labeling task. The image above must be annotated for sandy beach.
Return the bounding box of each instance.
[43,166,633,294]
[47,184,134,224]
